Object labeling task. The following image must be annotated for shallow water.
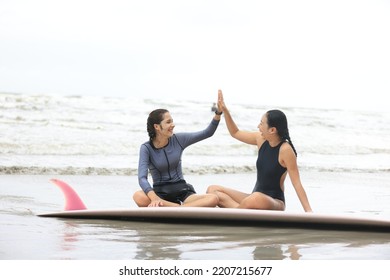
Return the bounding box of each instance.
[4,217,390,260]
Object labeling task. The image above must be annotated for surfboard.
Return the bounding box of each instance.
[38,179,390,232]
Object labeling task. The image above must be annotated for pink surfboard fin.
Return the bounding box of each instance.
[50,178,87,211]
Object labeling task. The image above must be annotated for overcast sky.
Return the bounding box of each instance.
[1,0,389,111]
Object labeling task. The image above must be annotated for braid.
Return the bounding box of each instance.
[147,122,156,141]
[282,129,298,157]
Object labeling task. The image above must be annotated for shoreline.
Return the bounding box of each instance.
[1,164,389,176]
[2,170,390,217]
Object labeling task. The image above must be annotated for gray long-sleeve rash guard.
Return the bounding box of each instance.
[138,118,220,194]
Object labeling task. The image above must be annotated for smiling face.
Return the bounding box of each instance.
[155,112,175,138]
[258,114,271,139]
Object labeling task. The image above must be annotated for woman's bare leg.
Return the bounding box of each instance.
[207,185,249,208]
[182,193,219,207]
[133,190,180,207]
[133,190,151,207]
[239,192,285,210]
[207,186,285,210]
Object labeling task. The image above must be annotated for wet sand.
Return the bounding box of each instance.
[1,171,390,260]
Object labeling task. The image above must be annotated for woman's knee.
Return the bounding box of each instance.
[133,190,150,207]
[206,185,223,194]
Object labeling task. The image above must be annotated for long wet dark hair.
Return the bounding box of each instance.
[147,109,169,141]
[266,109,298,156]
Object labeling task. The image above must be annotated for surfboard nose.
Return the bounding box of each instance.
[50,179,87,211]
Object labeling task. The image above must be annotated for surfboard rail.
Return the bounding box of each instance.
[38,179,390,232]
[38,207,390,232]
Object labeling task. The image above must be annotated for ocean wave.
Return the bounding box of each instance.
[1,165,388,176]
[0,165,256,176]
[0,166,137,176]
[2,93,390,175]
[300,166,390,173]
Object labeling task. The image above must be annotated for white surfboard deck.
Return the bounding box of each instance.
[38,207,390,232]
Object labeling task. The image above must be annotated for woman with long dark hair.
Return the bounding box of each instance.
[133,92,222,207]
[207,90,312,212]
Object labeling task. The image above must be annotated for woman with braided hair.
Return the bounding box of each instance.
[207,90,312,212]
[133,91,223,207]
